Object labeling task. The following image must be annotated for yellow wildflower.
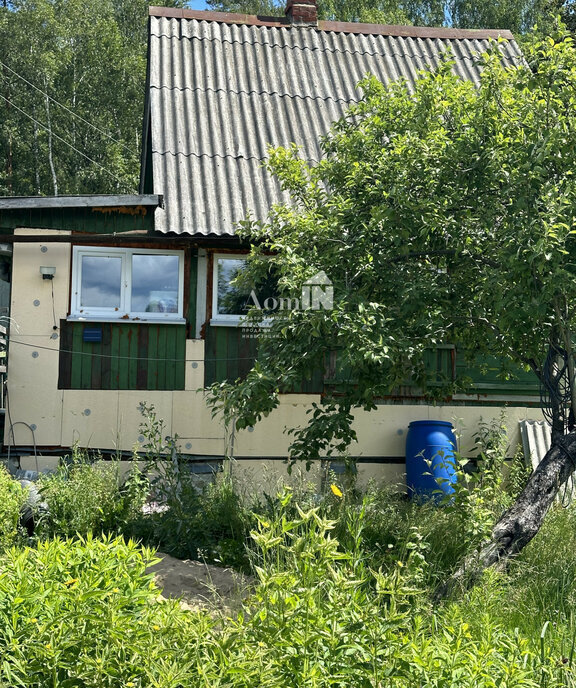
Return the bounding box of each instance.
[330,484,343,498]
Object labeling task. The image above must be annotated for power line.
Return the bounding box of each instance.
[0,60,136,155]
[7,336,259,364]
[0,93,132,189]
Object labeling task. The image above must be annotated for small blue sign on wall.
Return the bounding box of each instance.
[83,326,102,343]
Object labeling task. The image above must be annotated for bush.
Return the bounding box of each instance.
[37,448,148,538]
[131,473,254,571]
[0,483,573,687]
[205,489,571,687]
[129,403,254,570]
[0,464,27,549]
[0,535,211,687]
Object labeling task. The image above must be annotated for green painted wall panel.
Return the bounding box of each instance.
[455,353,539,396]
[204,325,323,393]
[148,327,160,390]
[0,206,156,234]
[59,321,185,391]
[203,327,540,401]
[174,325,186,389]
[110,326,121,390]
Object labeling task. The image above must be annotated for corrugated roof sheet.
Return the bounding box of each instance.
[146,13,523,236]
[520,419,552,471]
[519,419,575,503]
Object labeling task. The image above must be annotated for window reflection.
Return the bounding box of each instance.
[81,256,122,308]
[217,258,250,315]
[132,254,179,313]
[216,257,278,316]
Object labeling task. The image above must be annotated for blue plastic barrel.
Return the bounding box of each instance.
[405,420,457,501]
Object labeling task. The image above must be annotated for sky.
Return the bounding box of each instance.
[186,0,210,9]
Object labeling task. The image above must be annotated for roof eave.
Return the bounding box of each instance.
[0,194,163,211]
[148,5,515,40]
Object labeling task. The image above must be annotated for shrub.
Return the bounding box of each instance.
[0,535,211,687]
[37,448,148,538]
[131,473,254,571]
[208,489,571,688]
[0,485,573,687]
[130,403,254,570]
[0,464,27,549]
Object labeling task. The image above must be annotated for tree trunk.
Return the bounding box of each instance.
[435,431,576,599]
[43,79,58,196]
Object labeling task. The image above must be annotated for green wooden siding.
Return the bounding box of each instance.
[323,346,455,397]
[58,321,186,390]
[455,354,539,397]
[203,325,323,392]
[204,327,540,401]
[0,206,156,234]
[204,325,259,386]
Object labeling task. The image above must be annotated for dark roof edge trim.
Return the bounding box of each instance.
[148,6,515,40]
[0,194,163,211]
[156,230,238,239]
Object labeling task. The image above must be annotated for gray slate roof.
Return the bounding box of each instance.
[144,9,523,236]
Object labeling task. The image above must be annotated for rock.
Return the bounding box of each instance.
[147,552,252,614]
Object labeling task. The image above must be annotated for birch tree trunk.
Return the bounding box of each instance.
[43,77,58,196]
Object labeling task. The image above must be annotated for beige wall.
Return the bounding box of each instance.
[6,231,70,446]
[5,236,545,489]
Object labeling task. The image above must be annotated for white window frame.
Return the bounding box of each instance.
[69,246,185,322]
[211,253,250,326]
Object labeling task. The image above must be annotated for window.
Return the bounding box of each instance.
[213,255,250,322]
[70,247,185,321]
[211,254,278,325]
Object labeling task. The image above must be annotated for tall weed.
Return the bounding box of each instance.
[130,403,253,570]
[214,489,571,687]
[0,535,211,687]
[37,447,147,538]
[0,464,27,548]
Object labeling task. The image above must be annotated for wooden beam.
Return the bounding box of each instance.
[0,195,162,211]
[149,5,515,40]
[0,233,187,244]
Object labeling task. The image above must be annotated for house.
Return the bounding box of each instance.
[0,1,543,486]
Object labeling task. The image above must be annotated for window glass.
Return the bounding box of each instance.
[132,254,179,313]
[216,258,250,316]
[215,256,280,318]
[80,255,122,308]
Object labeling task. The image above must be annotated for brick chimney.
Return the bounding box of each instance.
[285,0,317,26]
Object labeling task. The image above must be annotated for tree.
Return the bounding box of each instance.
[207,30,576,588]
[0,0,185,196]
[207,0,573,33]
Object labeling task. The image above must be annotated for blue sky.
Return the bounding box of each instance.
[186,0,210,9]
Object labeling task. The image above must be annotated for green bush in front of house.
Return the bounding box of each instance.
[0,463,27,549]
[8,410,576,687]
[0,481,575,686]
[0,534,211,687]
[36,448,148,539]
[123,403,255,570]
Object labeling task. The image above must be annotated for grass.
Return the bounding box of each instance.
[2,411,576,685]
